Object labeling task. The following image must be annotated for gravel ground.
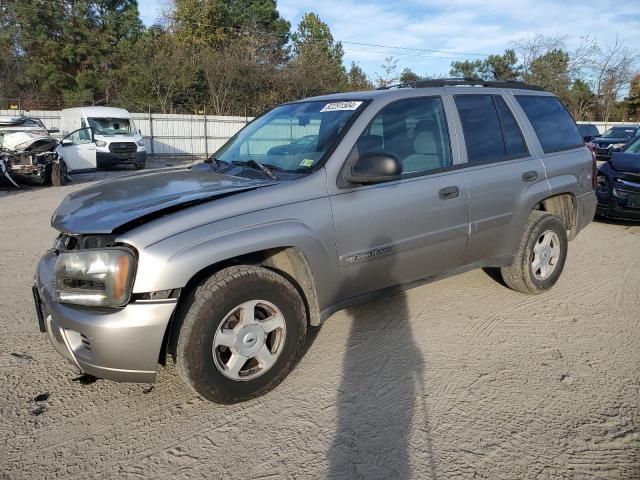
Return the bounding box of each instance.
[1,165,639,479]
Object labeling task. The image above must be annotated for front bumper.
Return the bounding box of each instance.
[596,188,640,221]
[34,251,176,383]
[97,151,146,167]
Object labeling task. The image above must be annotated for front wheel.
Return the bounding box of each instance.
[500,211,568,295]
[174,265,307,404]
[51,160,68,187]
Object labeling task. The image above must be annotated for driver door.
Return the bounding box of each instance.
[330,96,469,300]
[57,127,97,172]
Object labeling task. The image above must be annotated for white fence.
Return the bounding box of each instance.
[1,109,638,158]
[0,109,254,158]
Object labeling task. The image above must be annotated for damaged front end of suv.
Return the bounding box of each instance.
[0,130,65,187]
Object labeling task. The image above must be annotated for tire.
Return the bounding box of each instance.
[174,265,307,404]
[500,210,568,295]
[51,161,68,187]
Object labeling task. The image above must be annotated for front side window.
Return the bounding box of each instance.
[88,117,134,135]
[455,94,527,163]
[515,96,583,153]
[357,97,452,174]
[66,127,93,144]
[624,137,640,153]
[216,100,365,173]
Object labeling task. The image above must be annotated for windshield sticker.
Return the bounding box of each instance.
[299,159,314,167]
[320,101,363,112]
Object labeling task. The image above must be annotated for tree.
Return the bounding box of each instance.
[287,13,347,98]
[399,68,420,84]
[449,59,482,79]
[627,74,640,122]
[569,79,596,120]
[347,62,373,91]
[525,49,571,102]
[9,0,143,107]
[450,50,519,81]
[375,56,399,87]
[171,0,289,51]
[591,38,638,122]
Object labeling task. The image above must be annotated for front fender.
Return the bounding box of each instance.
[128,198,339,310]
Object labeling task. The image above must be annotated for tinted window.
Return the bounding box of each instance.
[493,96,527,157]
[601,127,637,139]
[516,96,583,153]
[358,97,452,174]
[578,124,599,137]
[455,95,522,163]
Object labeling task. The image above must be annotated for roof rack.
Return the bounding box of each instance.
[377,77,545,91]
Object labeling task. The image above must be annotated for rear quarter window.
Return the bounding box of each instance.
[516,96,583,153]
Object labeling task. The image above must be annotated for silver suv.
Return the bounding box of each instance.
[34,79,597,403]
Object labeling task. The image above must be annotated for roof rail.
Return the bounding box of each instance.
[377,77,545,91]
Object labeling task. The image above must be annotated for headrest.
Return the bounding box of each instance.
[413,131,438,155]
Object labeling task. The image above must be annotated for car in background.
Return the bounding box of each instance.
[0,116,58,144]
[60,107,146,170]
[592,125,640,161]
[577,123,600,143]
[596,136,640,220]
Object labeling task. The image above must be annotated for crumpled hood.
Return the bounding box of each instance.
[610,152,640,173]
[52,168,275,234]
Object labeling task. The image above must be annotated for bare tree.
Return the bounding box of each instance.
[591,37,638,122]
[375,56,399,88]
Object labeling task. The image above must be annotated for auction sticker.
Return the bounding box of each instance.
[320,101,363,112]
[299,159,314,167]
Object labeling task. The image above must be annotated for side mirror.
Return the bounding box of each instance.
[344,152,402,184]
[61,139,73,147]
[138,128,142,135]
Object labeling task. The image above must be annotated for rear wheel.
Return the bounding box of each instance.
[51,160,68,187]
[174,265,307,404]
[500,211,568,294]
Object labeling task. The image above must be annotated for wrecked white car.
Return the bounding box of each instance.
[0,116,97,187]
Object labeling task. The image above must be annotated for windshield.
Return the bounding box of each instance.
[624,137,640,153]
[215,100,365,173]
[88,117,134,135]
[601,127,636,139]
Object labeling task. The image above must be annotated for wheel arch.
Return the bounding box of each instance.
[532,192,577,239]
[160,245,322,365]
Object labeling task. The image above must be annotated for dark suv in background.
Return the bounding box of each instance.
[577,123,600,143]
[593,125,640,160]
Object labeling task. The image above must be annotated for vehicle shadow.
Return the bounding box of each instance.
[327,238,437,479]
[593,214,640,226]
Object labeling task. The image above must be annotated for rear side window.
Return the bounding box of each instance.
[516,96,583,153]
[493,96,527,156]
[455,94,527,163]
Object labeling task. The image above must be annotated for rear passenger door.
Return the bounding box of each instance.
[330,96,469,300]
[452,93,549,264]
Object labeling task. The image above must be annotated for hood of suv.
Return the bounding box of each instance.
[611,152,640,174]
[52,168,276,234]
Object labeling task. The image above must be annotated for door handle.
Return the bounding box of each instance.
[439,186,459,199]
[522,171,538,182]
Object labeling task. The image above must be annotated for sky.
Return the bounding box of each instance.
[138,0,640,79]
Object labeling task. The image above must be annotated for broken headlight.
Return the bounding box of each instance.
[54,248,136,307]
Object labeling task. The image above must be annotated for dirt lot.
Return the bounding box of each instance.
[1,165,639,479]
